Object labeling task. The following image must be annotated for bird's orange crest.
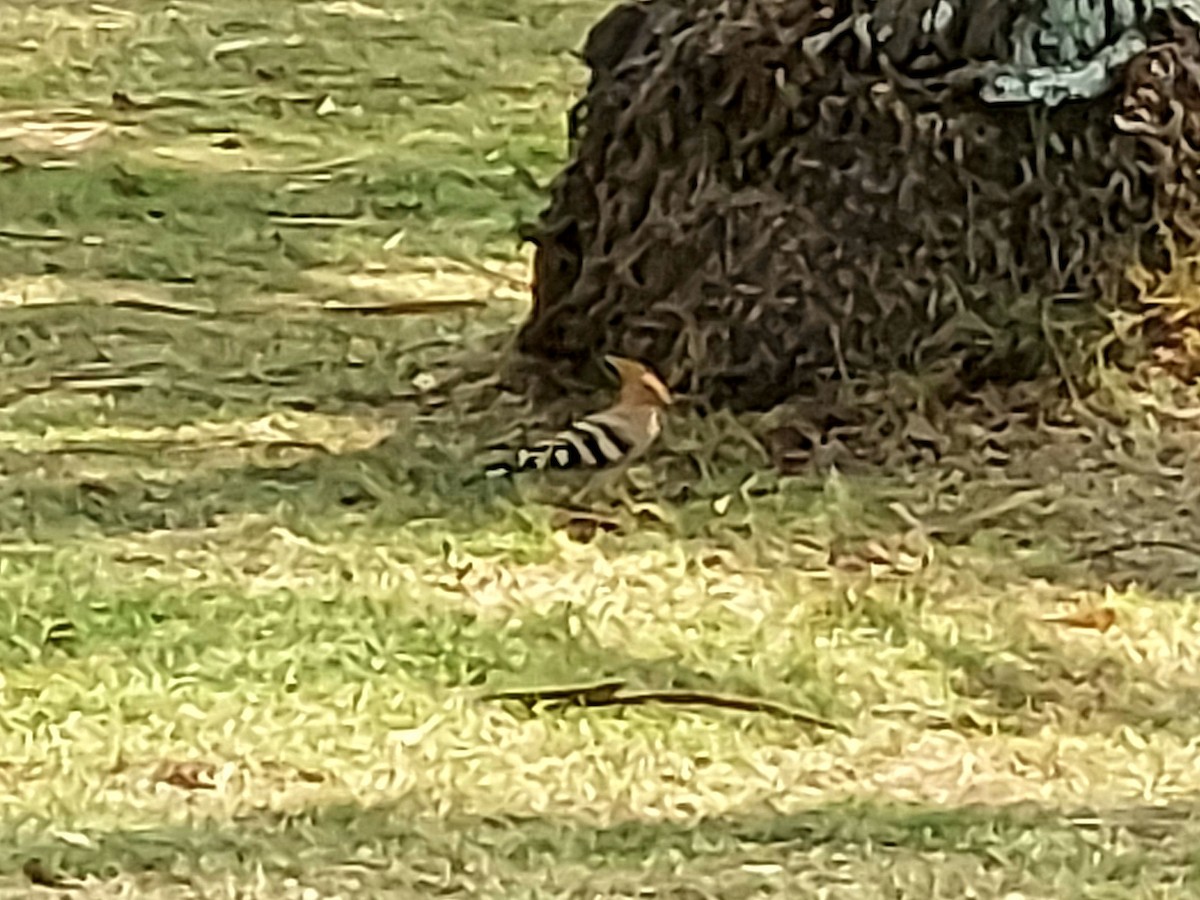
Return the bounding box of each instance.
[605,355,672,407]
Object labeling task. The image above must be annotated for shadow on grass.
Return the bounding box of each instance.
[3,796,1197,889]
[4,409,1200,602]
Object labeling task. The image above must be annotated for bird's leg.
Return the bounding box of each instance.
[568,458,637,511]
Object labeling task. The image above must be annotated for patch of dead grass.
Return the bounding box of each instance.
[0,410,395,483]
[0,110,111,156]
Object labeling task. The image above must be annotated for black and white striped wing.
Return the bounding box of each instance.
[517,416,635,471]
[485,411,638,478]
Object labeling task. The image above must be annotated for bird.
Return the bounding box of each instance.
[484,355,672,481]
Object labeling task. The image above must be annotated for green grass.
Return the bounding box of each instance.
[1,0,1200,897]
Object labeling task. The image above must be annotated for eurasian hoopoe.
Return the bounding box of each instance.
[485,355,672,479]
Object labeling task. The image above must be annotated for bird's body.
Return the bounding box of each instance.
[485,356,671,480]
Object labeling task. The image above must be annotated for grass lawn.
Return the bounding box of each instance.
[1,0,1200,897]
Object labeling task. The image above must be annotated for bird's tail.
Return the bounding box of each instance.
[458,460,516,487]
[481,461,517,480]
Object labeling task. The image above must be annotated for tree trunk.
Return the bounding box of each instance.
[518,0,1200,409]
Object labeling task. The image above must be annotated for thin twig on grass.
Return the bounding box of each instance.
[322,298,486,314]
[482,679,846,732]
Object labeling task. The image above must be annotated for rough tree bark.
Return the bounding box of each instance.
[518,0,1200,410]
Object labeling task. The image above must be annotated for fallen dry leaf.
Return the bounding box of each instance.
[155,760,218,790]
[23,858,79,889]
[1041,607,1118,633]
[550,509,621,543]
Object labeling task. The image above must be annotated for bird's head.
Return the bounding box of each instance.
[605,355,673,408]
